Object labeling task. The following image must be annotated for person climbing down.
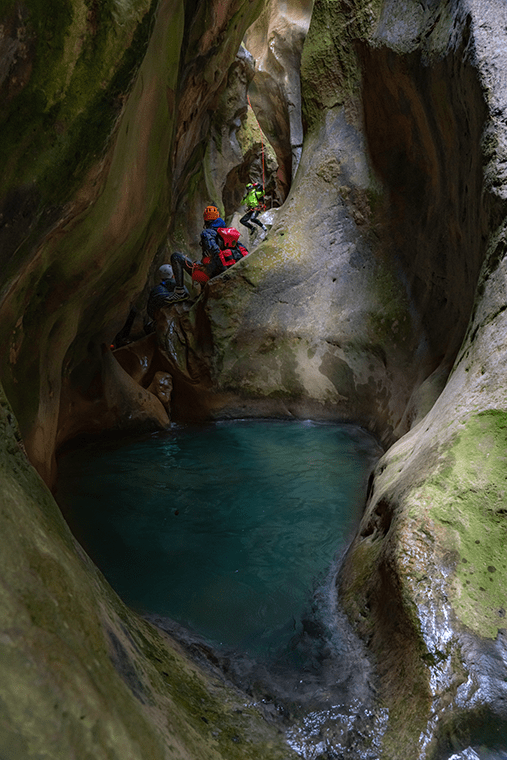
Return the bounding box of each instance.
[240,182,267,236]
[166,204,231,302]
[146,265,177,316]
[114,264,177,343]
[199,204,228,272]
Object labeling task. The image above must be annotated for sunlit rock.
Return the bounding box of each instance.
[244,0,314,195]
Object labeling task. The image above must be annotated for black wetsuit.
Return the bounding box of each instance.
[146,278,177,318]
[240,207,265,232]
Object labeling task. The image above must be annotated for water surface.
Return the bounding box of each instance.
[54,419,507,758]
[57,420,380,656]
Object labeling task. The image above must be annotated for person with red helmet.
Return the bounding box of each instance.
[165,204,226,303]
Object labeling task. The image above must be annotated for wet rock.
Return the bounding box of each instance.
[101,346,170,430]
[337,4,507,755]
[146,371,173,413]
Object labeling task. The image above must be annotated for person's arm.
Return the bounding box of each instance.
[200,229,221,260]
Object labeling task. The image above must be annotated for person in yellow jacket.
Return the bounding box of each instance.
[240,182,267,236]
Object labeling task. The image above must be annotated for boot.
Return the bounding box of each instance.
[164,286,189,303]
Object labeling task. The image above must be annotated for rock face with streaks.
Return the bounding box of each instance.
[3,0,507,757]
[243,0,314,196]
[335,2,507,757]
[0,0,269,485]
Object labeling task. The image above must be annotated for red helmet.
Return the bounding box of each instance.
[203,205,220,221]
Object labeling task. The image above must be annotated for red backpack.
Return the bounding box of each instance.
[217,228,249,268]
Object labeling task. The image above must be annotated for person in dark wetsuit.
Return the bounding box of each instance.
[146,265,176,315]
[113,265,177,344]
[166,205,226,303]
[142,264,177,333]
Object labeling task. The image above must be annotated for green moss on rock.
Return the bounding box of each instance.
[301,0,382,131]
[421,410,507,638]
[1,0,155,205]
[235,106,276,170]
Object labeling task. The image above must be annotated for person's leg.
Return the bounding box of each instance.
[167,252,192,301]
[240,210,255,232]
[113,308,137,347]
[250,209,267,231]
[170,251,193,286]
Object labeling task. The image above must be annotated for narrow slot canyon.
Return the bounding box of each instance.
[2,1,507,759]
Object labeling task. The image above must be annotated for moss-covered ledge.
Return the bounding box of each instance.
[0,383,296,759]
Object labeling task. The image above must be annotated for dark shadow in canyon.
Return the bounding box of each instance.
[359,31,495,378]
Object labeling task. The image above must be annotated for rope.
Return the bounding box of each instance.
[247,93,266,209]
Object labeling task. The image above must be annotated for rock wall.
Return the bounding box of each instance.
[337,2,507,757]
[0,0,266,484]
[243,0,313,195]
[204,0,423,445]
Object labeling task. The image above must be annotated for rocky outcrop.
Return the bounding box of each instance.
[203,0,418,446]
[336,2,507,757]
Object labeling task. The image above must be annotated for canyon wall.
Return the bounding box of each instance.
[339,2,507,756]
[2,0,507,757]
